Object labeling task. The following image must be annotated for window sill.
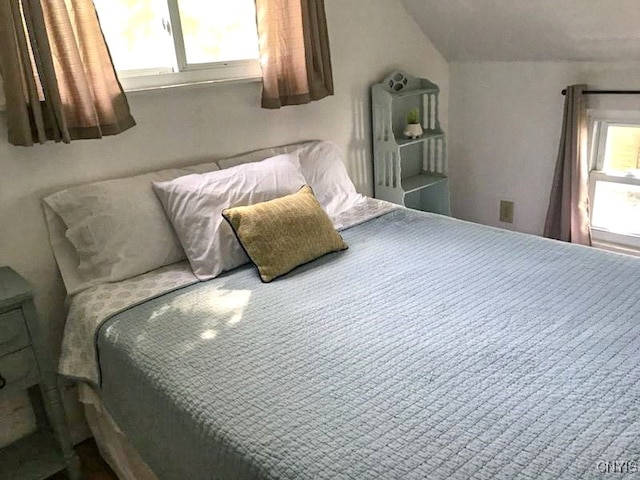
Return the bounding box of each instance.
[119,61,262,93]
[592,240,640,257]
[0,70,262,113]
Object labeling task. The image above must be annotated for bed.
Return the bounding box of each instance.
[45,141,640,479]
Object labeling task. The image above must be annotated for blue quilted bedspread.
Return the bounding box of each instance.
[97,209,640,479]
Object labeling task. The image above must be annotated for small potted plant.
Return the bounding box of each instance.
[403,108,423,139]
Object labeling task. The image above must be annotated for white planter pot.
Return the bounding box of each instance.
[404,123,423,139]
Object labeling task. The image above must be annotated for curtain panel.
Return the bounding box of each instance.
[543,85,592,245]
[256,0,334,109]
[0,0,135,146]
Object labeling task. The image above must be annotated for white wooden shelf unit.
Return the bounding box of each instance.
[372,71,450,214]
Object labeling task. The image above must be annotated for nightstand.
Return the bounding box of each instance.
[0,267,81,480]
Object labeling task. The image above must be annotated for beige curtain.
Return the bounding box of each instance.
[255,0,334,109]
[543,85,592,245]
[0,0,135,146]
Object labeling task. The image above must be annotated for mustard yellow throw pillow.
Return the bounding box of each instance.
[222,185,348,282]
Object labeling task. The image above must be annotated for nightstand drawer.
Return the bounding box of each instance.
[0,309,30,357]
[0,347,39,394]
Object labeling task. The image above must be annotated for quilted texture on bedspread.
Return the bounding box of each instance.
[97,208,640,480]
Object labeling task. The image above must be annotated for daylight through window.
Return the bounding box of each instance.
[93,0,261,90]
[589,118,640,250]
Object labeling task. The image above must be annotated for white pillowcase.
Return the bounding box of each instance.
[43,140,361,294]
[217,140,364,219]
[152,153,307,280]
[43,168,194,292]
[297,141,364,217]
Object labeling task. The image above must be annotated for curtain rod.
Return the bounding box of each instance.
[561,89,640,96]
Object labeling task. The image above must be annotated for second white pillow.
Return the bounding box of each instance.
[153,152,306,280]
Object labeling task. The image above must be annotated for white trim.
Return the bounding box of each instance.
[101,1,262,94]
[592,228,640,250]
[0,60,262,113]
[592,238,640,257]
[166,0,187,71]
[588,111,640,251]
[587,110,640,170]
[590,170,640,187]
[589,119,608,170]
[588,109,640,124]
[588,116,640,171]
[118,67,175,78]
[119,61,262,92]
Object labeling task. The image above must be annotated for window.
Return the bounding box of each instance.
[589,113,640,251]
[93,0,261,91]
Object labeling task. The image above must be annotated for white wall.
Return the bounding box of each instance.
[448,61,640,235]
[0,0,448,442]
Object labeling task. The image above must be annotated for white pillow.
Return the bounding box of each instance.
[43,203,88,295]
[43,140,359,294]
[217,140,363,218]
[215,144,302,170]
[152,153,307,280]
[297,141,364,217]
[43,168,195,292]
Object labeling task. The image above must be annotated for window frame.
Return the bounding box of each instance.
[118,61,262,92]
[588,110,640,252]
[98,0,262,92]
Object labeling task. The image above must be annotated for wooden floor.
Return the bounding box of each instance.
[47,438,118,480]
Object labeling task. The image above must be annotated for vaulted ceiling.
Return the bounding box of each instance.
[401,0,640,62]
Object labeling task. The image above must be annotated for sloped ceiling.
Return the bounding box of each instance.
[401,0,640,62]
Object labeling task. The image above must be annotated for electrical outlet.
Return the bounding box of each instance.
[499,200,514,223]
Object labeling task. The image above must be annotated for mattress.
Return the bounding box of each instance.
[88,207,640,479]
